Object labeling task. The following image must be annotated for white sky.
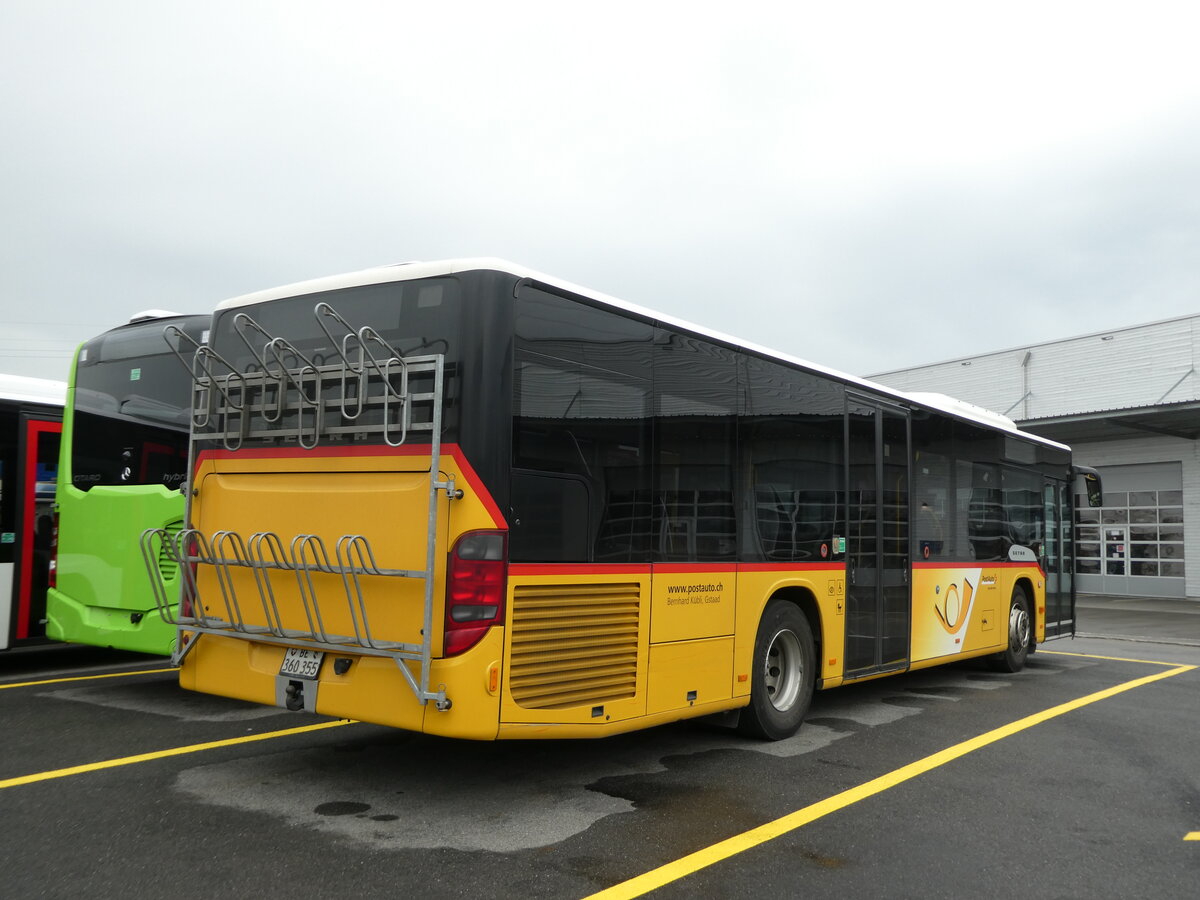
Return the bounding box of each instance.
[2,0,1199,383]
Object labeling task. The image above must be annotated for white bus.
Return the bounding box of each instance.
[0,374,65,650]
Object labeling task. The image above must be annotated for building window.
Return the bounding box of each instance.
[1075,490,1184,579]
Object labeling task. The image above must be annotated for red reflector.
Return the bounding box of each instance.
[444,624,493,657]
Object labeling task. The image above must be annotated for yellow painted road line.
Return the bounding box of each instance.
[0,668,180,690]
[1186,832,1200,841]
[0,719,356,790]
[587,663,1196,900]
[1044,649,1185,667]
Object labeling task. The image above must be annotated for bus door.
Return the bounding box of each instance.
[1042,479,1074,637]
[844,397,910,676]
[0,414,61,648]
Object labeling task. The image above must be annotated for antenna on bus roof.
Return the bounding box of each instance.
[128,309,183,324]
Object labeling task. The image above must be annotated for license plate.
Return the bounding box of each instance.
[280,647,324,680]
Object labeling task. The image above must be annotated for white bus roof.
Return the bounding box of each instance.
[0,373,67,406]
[216,258,1068,452]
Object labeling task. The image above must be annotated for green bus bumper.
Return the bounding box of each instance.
[46,588,177,656]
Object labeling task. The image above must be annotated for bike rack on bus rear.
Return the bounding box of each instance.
[145,303,461,711]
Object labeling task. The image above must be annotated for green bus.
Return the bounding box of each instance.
[46,312,208,654]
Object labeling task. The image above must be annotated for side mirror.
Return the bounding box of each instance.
[1073,466,1103,508]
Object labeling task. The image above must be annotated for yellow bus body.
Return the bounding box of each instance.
[180,444,1044,738]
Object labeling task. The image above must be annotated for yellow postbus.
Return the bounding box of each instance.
[143,259,1100,740]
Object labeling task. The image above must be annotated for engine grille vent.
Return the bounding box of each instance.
[156,520,184,582]
[509,582,640,710]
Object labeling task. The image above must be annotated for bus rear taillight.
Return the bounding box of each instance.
[444,530,507,657]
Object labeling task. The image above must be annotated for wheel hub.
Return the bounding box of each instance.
[1009,602,1030,653]
[764,628,803,711]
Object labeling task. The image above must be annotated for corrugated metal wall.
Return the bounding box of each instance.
[872,315,1200,420]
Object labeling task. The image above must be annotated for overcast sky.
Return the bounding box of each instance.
[3,1,1199,385]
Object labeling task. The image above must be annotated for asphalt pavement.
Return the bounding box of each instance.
[4,593,1198,899]
[1076,592,1200,646]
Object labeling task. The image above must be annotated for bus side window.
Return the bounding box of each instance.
[509,471,590,562]
[511,353,652,563]
[741,357,846,563]
[753,463,839,561]
[513,285,655,564]
[916,500,944,558]
[911,412,953,561]
[653,331,738,563]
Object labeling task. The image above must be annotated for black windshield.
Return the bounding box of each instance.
[71,314,209,490]
[204,277,464,446]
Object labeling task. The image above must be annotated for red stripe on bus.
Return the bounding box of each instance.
[193,443,507,528]
[508,562,845,577]
[509,564,653,577]
[737,562,844,572]
[17,419,62,640]
[653,563,737,574]
[451,451,506,528]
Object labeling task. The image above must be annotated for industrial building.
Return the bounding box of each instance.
[872,314,1200,599]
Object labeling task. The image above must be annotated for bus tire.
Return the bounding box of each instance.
[738,599,815,741]
[990,586,1031,672]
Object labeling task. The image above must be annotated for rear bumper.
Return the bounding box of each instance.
[180,627,505,740]
[45,588,176,656]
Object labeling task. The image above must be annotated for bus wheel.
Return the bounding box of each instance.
[991,587,1031,672]
[738,600,815,741]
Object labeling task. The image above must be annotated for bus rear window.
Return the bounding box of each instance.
[70,316,207,491]
[204,278,463,446]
